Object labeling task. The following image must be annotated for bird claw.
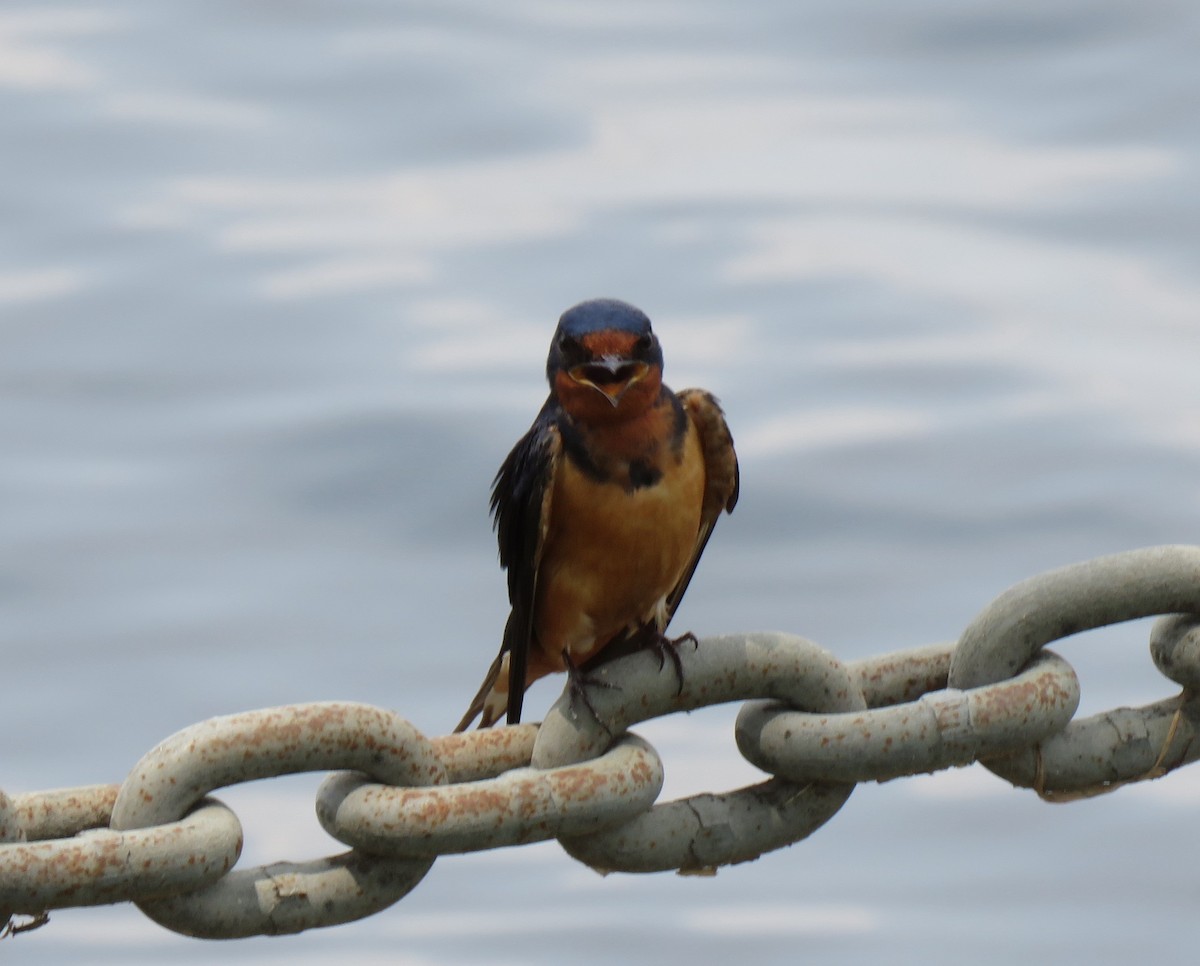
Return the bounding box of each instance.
[563,651,619,736]
[646,630,699,694]
[558,631,699,733]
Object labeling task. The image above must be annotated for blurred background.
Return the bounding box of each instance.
[4,1,1199,962]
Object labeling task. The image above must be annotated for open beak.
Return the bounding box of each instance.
[567,357,651,407]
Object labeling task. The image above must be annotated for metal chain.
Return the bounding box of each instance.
[4,545,1199,940]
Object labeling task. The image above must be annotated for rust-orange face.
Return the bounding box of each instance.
[546,300,664,420]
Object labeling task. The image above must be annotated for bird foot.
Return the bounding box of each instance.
[645,630,699,694]
[563,651,619,735]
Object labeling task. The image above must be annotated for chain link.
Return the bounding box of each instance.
[3,544,1200,940]
[948,547,1200,799]
[317,733,664,859]
[533,631,866,873]
[0,792,240,910]
[111,703,443,939]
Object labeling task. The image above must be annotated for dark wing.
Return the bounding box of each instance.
[492,398,563,726]
[661,388,739,620]
[454,396,561,730]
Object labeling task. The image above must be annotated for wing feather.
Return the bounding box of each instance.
[662,388,739,619]
[455,397,561,730]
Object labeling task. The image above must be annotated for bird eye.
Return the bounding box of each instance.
[635,334,653,353]
[558,333,578,353]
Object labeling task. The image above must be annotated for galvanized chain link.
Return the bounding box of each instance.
[4,544,1200,940]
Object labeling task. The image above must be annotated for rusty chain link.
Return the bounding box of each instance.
[4,544,1200,940]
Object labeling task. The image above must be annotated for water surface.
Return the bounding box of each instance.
[4,2,1200,963]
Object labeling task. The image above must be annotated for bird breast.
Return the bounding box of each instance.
[533,417,705,666]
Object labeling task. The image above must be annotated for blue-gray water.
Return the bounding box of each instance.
[5,2,1200,963]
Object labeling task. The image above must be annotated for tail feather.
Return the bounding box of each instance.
[453,652,507,732]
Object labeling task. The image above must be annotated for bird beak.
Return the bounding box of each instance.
[567,357,651,407]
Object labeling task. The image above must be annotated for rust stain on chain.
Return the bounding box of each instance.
[972,666,1073,729]
[550,766,608,801]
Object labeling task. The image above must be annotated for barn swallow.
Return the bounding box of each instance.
[454,298,739,730]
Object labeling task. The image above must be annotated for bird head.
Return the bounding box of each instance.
[546,299,664,420]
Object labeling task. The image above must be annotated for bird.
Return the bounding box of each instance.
[454,298,739,731]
